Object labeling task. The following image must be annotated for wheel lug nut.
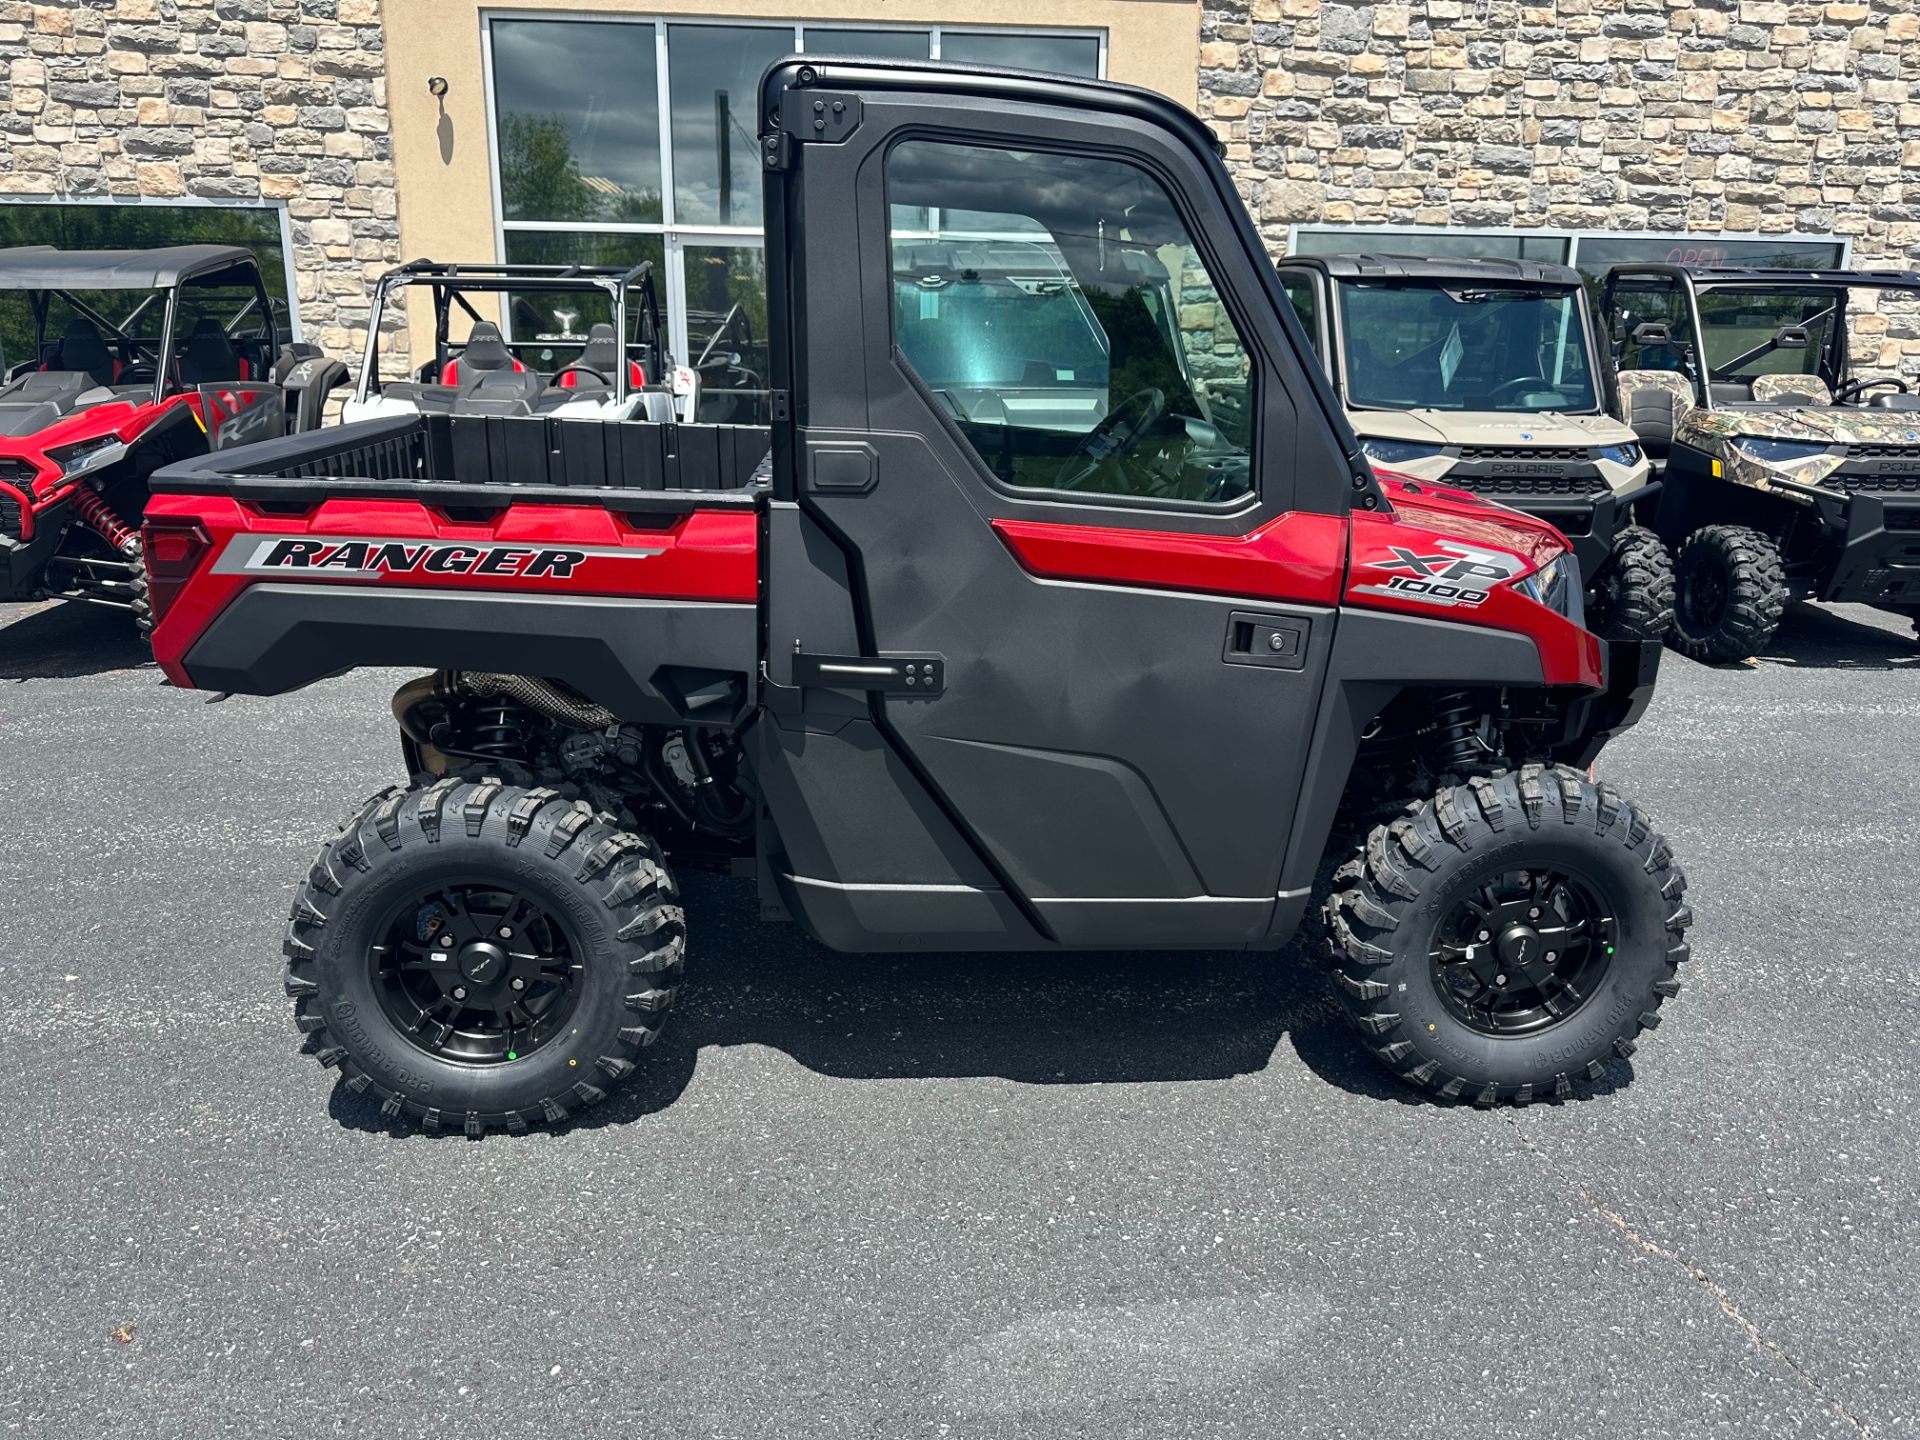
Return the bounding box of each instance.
[1546,951,1558,964]
[439,935,453,947]
[451,986,467,1001]
[1495,973,1507,985]
[1528,907,1541,919]
[510,977,526,991]
[1478,930,1490,942]
[498,926,513,939]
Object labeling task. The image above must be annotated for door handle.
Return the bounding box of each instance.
[1223,612,1310,671]
[793,651,945,695]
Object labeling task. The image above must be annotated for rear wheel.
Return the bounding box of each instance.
[1324,765,1692,1104]
[1586,524,1674,642]
[1668,524,1786,663]
[284,779,684,1135]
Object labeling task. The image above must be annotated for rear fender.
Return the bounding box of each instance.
[146,491,760,727]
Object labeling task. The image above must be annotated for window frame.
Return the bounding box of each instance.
[481,11,1107,368]
[1284,222,1851,284]
[881,130,1265,514]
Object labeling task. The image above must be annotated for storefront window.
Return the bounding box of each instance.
[489,17,1105,414]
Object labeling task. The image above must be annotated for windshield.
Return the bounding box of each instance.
[891,247,1112,394]
[1335,281,1599,412]
[1694,288,1838,383]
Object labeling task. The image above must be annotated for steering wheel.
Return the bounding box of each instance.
[1055,387,1167,491]
[1486,375,1553,403]
[1832,376,1908,404]
[118,361,157,385]
[549,364,611,388]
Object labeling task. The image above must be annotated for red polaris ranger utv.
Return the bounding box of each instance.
[144,61,1692,1132]
[0,245,343,630]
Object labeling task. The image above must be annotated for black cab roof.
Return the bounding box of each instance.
[1606,264,1920,290]
[1277,252,1585,288]
[0,244,261,290]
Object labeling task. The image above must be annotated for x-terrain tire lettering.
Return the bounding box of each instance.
[284,779,684,1135]
[1325,765,1692,1104]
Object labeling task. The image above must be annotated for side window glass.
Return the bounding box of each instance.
[1280,274,1322,363]
[1615,285,1689,375]
[887,139,1255,506]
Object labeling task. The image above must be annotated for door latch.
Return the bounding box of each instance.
[793,651,945,695]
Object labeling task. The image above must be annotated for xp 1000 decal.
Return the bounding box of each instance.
[1351,540,1526,610]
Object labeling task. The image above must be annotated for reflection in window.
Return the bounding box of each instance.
[492,20,662,224]
[938,31,1099,75]
[1292,229,1572,264]
[669,25,791,227]
[686,245,770,423]
[888,140,1254,505]
[805,27,930,59]
[501,230,666,376]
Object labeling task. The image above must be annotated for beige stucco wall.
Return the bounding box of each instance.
[382,0,1199,358]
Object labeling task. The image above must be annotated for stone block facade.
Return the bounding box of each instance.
[0,0,401,358]
[1200,0,1920,371]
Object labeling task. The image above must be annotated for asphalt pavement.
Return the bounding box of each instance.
[1,594,1915,1439]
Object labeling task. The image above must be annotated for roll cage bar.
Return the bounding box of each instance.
[353,259,664,408]
[1600,264,1920,408]
[3,251,277,407]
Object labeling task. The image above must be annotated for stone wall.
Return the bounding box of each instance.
[0,0,401,358]
[1199,0,1920,372]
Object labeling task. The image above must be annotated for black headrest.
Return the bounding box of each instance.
[459,321,513,373]
[578,323,619,377]
[451,364,545,417]
[58,316,115,387]
[178,315,239,384]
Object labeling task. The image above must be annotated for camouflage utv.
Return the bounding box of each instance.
[1604,264,1920,662]
[1279,255,1673,641]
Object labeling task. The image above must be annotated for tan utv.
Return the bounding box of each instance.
[1278,254,1674,641]
[1603,263,1920,662]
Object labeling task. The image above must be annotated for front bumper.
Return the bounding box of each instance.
[1555,637,1663,769]
[1791,484,1920,609]
[0,487,65,600]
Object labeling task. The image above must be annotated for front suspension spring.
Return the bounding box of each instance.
[67,485,138,552]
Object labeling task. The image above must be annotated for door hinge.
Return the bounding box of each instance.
[770,389,792,422]
[779,91,862,147]
[793,652,944,696]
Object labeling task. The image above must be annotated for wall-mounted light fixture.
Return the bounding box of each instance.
[427,76,448,98]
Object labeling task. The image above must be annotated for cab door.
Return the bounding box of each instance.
[762,65,1363,948]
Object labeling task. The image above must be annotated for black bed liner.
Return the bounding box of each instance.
[152,411,771,508]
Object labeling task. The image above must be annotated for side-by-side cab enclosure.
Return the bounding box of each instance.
[149,62,1649,956]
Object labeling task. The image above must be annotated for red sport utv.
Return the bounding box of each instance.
[142,60,1694,1131]
[0,245,344,631]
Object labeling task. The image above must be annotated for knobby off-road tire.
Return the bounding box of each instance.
[1586,524,1675,643]
[1668,524,1787,664]
[1324,765,1693,1105]
[285,779,685,1135]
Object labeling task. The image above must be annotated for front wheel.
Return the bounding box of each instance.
[1324,765,1693,1104]
[284,779,685,1135]
[1585,524,1674,642]
[1668,524,1787,663]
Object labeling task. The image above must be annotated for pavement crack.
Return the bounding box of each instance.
[1504,1116,1874,1439]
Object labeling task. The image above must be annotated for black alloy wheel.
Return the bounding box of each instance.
[1430,866,1615,1036]
[371,881,585,1066]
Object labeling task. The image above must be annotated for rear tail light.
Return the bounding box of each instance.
[140,517,214,628]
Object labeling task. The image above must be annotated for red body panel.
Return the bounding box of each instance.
[992,509,1347,607]
[144,491,758,685]
[992,474,1601,689]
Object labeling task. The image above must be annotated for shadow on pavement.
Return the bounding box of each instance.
[1752,601,1918,672]
[328,873,1637,1137]
[0,598,153,680]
